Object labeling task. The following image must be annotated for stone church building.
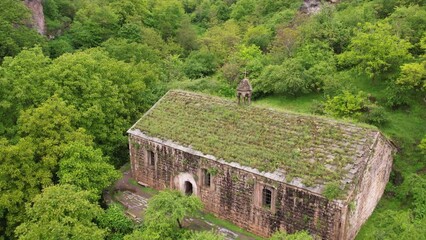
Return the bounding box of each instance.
[127,80,395,239]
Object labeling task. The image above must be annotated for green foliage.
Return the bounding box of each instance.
[145,0,185,39]
[338,22,412,80]
[324,91,366,119]
[269,230,313,240]
[70,4,120,48]
[386,5,426,55]
[398,174,426,219]
[144,190,203,230]
[420,136,426,155]
[244,25,272,52]
[18,95,93,172]
[363,210,426,240]
[189,230,225,240]
[0,0,45,60]
[45,48,154,165]
[43,0,77,35]
[0,138,38,237]
[98,203,134,239]
[323,182,342,200]
[184,50,219,78]
[256,40,335,96]
[123,190,203,240]
[15,184,106,240]
[0,47,51,137]
[58,142,121,194]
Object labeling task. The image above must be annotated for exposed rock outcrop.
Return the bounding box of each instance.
[301,0,339,14]
[23,0,45,35]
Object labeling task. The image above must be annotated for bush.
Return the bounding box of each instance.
[184,50,219,79]
[324,91,367,119]
[360,105,387,126]
[255,59,309,96]
[384,84,411,108]
[323,182,342,200]
[97,203,134,238]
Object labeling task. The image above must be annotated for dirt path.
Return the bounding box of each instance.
[104,170,259,240]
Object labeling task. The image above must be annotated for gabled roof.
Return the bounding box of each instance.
[129,90,385,195]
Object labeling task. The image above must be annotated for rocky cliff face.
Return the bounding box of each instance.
[23,0,45,35]
[301,0,339,14]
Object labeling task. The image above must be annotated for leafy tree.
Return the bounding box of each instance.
[323,91,366,119]
[323,91,386,125]
[0,138,38,237]
[269,230,313,240]
[0,95,92,238]
[15,184,106,240]
[0,47,51,137]
[256,41,335,96]
[365,210,426,240]
[184,49,219,78]
[176,17,199,54]
[300,4,350,54]
[255,59,307,96]
[398,174,426,219]
[69,3,120,48]
[145,0,185,39]
[199,20,242,63]
[397,61,426,92]
[101,38,162,64]
[386,5,426,55]
[17,95,92,176]
[230,0,256,22]
[268,26,300,63]
[58,142,120,194]
[98,203,135,239]
[45,48,154,165]
[142,190,202,239]
[43,0,78,36]
[189,230,225,240]
[396,35,426,100]
[338,22,412,80]
[244,25,272,52]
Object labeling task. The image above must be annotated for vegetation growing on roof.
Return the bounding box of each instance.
[135,90,377,188]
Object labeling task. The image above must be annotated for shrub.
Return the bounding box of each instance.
[323,182,342,200]
[324,91,367,119]
[184,50,219,79]
[360,105,387,126]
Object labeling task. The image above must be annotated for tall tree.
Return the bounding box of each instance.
[15,184,106,240]
[58,141,120,194]
[338,22,412,80]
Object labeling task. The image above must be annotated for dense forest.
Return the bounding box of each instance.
[0,0,425,239]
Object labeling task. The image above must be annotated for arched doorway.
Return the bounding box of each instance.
[184,181,193,195]
[174,172,198,196]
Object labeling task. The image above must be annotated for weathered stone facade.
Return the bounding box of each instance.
[128,90,395,239]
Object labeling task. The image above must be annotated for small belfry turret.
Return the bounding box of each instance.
[237,77,252,105]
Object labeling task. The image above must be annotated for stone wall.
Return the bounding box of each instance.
[129,134,345,239]
[344,133,394,240]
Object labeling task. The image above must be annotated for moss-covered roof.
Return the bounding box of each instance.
[131,90,378,189]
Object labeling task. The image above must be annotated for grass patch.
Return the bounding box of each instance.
[202,213,263,240]
[254,92,323,113]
